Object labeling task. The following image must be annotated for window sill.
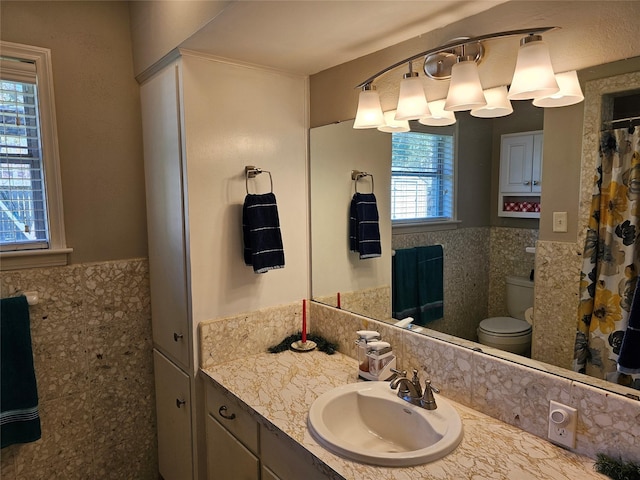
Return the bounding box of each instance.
[392,220,461,234]
[0,247,73,271]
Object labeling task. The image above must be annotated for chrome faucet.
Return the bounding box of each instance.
[390,368,439,410]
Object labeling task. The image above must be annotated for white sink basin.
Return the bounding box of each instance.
[307,381,463,467]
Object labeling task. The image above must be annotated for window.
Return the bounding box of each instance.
[0,42,70,269]
[391,130,454,223]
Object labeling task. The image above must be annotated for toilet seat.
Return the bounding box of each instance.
[478,316,532,336]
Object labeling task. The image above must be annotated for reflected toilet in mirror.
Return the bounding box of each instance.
[477,275,534,356]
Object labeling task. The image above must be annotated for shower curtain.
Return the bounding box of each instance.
[574,126,640,388]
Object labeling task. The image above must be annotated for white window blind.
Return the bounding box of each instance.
[391,131,454,222]
[0,57,49,250]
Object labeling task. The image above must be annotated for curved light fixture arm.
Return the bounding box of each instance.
[354,26,558,89]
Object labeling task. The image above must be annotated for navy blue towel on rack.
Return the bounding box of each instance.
[242,192,285,274]
[392,245,444,326]
[1,295,41,448]
[618,280,640,374]
[349,192,381,259]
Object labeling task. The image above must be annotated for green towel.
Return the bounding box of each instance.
[1,295,41,448]
[416,245,444,325]
[392,247,419,320]
[392,245,444,325]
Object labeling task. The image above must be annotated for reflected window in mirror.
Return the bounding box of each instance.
[391,127,454,225]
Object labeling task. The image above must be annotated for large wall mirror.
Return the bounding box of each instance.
[310,57,640,399]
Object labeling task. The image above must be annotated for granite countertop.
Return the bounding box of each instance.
[202,350,606,480]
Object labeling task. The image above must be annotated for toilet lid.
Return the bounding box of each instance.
[479,317,532,335]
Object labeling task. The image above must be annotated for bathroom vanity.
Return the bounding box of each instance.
[201,350,605,480]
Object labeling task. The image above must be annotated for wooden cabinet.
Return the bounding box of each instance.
[498,131,543,218]
[154,350,193,480]
[206,415,260,480]
[205,379,328,480]
[142,60,196,480]
[205,380,259,479]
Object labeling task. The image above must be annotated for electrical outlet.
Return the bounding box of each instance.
[548,400,577,448]
[553,211,568,232]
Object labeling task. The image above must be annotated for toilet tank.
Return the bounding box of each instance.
[505,275,534,320]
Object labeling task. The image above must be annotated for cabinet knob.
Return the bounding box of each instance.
[218,405,236,420]
[533,180,540,185]
[523,181,531,185]
[173,332,184,342]
[176,398,186,408]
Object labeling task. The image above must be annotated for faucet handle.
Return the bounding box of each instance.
[421,379,439,410]
[390,368,406,378]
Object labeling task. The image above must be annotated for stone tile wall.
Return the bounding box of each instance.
[0,259,157,480]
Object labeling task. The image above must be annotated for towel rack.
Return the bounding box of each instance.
[351,170,374,194]
[245,165,273,194]
[10,290,39,305]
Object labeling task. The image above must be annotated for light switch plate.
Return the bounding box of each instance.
[553,211,568,232]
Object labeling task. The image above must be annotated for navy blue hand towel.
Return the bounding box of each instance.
[349,192,381,259]
[1,295,41,448]
[618,280,640,374]
[242,193,285,274]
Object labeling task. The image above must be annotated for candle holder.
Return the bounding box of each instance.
[290,339,317,352]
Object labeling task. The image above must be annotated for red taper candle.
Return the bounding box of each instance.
[302,299,307,343]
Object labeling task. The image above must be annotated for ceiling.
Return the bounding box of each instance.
[180,0,510,75]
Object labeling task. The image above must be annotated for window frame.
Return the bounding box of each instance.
[390,124,458,230]
[0,41,71,270]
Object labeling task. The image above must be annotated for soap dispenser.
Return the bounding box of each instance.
[366,341,396,381]
[355,330,380,376]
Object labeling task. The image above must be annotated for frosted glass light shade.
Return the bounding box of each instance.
[471,86,513,118]
[533,70,584,107]
[395,75,431,120]
[378,110,410,133]
[353,88,385,129]
[419,99,456,126]
[508,36,559,100]
[444,59,486,111]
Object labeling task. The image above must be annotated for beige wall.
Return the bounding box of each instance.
[128,1,230,78]
[1,1,148,264]
[309,120,391,298]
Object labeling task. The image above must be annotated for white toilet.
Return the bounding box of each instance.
[477,275,534,356]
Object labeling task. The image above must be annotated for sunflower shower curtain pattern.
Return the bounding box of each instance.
[574,126,640,387]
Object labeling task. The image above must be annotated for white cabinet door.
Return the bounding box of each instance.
[141,64,191,369]
[500,134,535,193]
[531,133,543,193]
[154,349,193,480]
[206,414,259,480]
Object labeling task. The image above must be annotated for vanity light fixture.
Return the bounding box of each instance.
[507,34,559,100]
[378,110,410,133]
[444,55,486,111]
[471,86,513,118]
[395,63,431,121]
[532,70,584,107]
[351,27,582,129]
[418,99,456,126]
[353,84,385,129]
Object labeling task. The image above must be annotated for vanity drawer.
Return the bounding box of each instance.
[206,380,259,455]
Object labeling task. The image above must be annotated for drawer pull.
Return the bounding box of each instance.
[219,405,236,420]
[176,398,186,408]
[173,332,184,342]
